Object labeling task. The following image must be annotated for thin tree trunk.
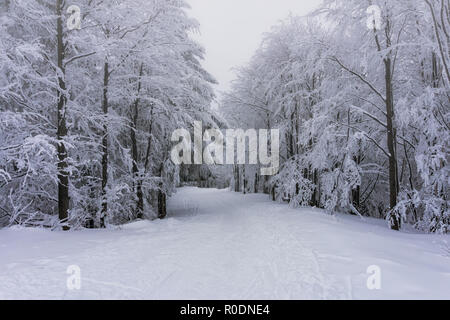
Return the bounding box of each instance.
[432,52,440,88]
[157,163,166,219]
[242,165,247,194]
[234,165,240,192]
[263,114,271,195]
[56,0,69,230]
[157,189,167,219]
[372,15,400,230]
[352,155,361,209]
[100,61,109,228]
[425,0,450,86]
[313,169,319,207]
[131,64,144,218]
[384,56,400,230]
[144,104,155,171]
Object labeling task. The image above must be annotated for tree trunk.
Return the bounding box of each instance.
[100,61,109,228]
[242,165,247,194]
[352,154,361,209]
[157,189,167,219]
[372,15,400,230]
[234,165,240,192]
[312,169,319,207]
[263,114,271,195]
[432,52,440,88]
[425,0,450,86]
[157,163,166,219]
[144,104,155,172]
[56,0,69,230]
[384,56,400,230]
[131,64,144,218]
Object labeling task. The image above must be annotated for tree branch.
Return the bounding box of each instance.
[330,56,387,103]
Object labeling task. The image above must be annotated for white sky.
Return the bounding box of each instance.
[187,0,322,96]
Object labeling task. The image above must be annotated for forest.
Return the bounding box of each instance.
[1,0,218,229]
[0,0,449,234]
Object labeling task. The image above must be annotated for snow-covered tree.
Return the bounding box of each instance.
[221,0,449,233]
[0,0,216,229]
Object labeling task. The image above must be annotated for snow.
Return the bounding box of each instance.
[0,187,449,300]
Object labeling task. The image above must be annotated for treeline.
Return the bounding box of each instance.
[0,0,216,229]
[222,0,449,233]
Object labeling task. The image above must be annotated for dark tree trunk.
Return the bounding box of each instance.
[100,61,109,228]
[131,64,144,218]
[352,186,361,209]
[157,189,167,219]
[432,52,440,88]
[234,165,240,192]
[312,169,319,207]
[144,104,155,173]
[242,165,247,194]
[372,16,400,230]
[263,114,271,195]
[157,163,167,219]
[352,155,361,209]
[287,131,293,160]
[263,175,270,194]
[384,56,400,230]
[56,0,69,230]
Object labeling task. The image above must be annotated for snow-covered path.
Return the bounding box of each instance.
[0,187,449,300]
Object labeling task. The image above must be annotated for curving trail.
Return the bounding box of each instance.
[0,187,449,299]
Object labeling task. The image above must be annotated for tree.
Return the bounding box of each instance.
[0,0,216,229]
[221,0,449,233]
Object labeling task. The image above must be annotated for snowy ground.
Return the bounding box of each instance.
[0,187,449,300]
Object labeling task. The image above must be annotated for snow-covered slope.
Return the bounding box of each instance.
[0,187,448,300]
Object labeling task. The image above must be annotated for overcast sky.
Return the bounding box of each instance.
[187,0,322,97]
